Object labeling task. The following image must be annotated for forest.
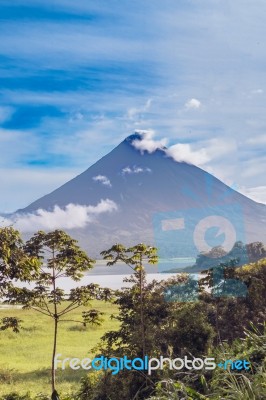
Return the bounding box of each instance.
[0,227,265,400]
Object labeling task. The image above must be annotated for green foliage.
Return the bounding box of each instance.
[97,243,166,398]
[101,243,158,268]
[0,393,76,400]
[208,323,266,399]
[77,373,110,400]
[77,370,155,400]
[0,227,40,291]
[1,235,265,399]
[4,230,111,394]
[0,394,32,400]
[89,248,215,398]
[101,243,158,357]
[0,227,39,332]
[167,302,215,356]
[24,230,95,281]
[147,379,209,400]
[198,258,266,343]
[163,273,199,302]
[82,309,104,326]
[81,252,266,400]
[0,300,119,396]
[147,323,266,400]
[0,316,22,333]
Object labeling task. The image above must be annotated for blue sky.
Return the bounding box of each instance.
[0,0,266,212]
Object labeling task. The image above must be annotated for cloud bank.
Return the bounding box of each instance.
[1,199,117,231]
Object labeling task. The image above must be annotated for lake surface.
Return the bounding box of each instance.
[57,262,199,290]
[15,262,198,290]
[57,272,183,290]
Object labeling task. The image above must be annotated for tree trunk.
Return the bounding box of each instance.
[139,256,146,359]
[52,317,58,392]
[51,248,58,392]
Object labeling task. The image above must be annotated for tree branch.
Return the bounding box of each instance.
[31,306,53,318]
[58,303,82,317]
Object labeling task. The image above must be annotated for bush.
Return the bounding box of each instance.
[0,394,32,400]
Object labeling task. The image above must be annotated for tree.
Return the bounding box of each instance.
[82,254,266,400]
[81,264,214,399]
[198,257,266,343]
[7,230,111,396]
[101,243,157,358]
[0,227,39,295]
[0,227,39,332]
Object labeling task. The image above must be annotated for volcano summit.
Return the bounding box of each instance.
[11,133,266,258]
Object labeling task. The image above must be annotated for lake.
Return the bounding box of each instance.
[14,262,198,290]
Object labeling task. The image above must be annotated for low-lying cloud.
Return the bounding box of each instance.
[1,199,118,231]
[93,175,112,187]
[166,143,210,166]
[122,165,152,174]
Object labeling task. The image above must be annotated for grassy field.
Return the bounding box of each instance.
[0,301,119,396]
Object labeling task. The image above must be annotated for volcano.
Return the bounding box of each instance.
[17,133,266,258]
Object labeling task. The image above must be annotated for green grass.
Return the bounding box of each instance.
[0,301,119,396]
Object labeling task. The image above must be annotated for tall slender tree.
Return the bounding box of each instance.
[7,230,111,396]
[101,243,158,358]
[0,227,39,331]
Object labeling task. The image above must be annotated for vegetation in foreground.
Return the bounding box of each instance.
[0,300,119,396]
[0,227,265,399]
[78,256,266,400]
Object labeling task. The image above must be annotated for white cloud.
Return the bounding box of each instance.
[134,129,154,138]
[1,199,118,231]
[122,165,152,174]
[185,98,201,109]
[166,143,210,166]
[238,186,266,204]
[132,130,168,153]
[131,131,236,168]
[93,175,112,187]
